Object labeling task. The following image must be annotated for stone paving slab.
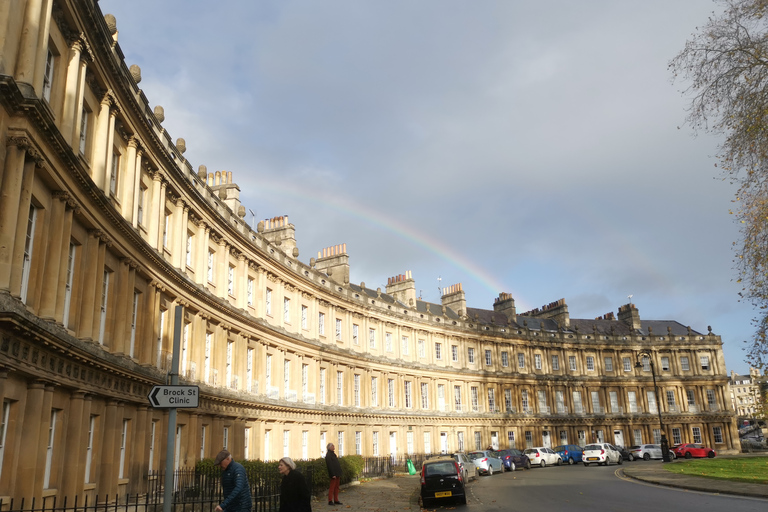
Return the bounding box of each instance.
[320,475,422,512]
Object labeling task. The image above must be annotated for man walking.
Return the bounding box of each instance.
[325,443,342,506]
[214,450,252,512]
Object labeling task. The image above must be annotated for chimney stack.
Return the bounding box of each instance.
[260,216,297,253]
[617,303,641,331]
[386,271,417,307]
[493,292,517,322]
[315,244,349,284]
[441,283,466,317]
[519,298,570,328]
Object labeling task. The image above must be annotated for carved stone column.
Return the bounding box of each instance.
[90,239,108,344]
[14,0,45,87]
[131,148,144,228]
[61,38,84,142]
[8,154,38,300]
[112,258,132,354]
[16,381,46,498]
[54,200,76,325]
[99,400,119,496]
[61,390,87,497]
[38,192,68,319]
[0,140,32,291]
[91,95,113,190]
[104,109,118,196]
[77,230,101,339]
[123,138,138,222]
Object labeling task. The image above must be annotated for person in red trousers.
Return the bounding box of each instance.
[325,443,342,506]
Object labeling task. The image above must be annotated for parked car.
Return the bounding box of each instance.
[613,445,633,461]
[628,444,663,461]
[582,443,623,466]
[468,450,504,475]
[672,443,716,459]
[420,457,467,507]
[495,449,531,471]
[523,447,562,467]
[450,452,475,481]
[553,444,583,465]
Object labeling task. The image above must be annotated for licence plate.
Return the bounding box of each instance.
[435,491,452,498]
[587,457,599,461]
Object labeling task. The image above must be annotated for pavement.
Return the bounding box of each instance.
[323,457,768,510]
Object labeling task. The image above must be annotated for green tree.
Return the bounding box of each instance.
[670,0,768,369]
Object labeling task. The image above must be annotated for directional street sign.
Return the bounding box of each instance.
[148,385,200,408]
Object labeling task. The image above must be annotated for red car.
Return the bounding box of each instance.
[672,443,716,459]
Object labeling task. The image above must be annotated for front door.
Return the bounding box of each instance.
[440,432,448,454]
[389,432,397,458]
[491,431,499,450]
[614,429,624,447]
[542,430,551,448]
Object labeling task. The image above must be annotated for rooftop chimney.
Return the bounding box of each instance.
[519,298,569,328]
[617,303,641,331]
[441,283,466,317]
[259,216,297,253]
[493,292,517,322]
[386,271,416,307]
[208,171,242,216]
[315,244,349,284]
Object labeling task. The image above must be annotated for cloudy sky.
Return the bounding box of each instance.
[101,0,756,374]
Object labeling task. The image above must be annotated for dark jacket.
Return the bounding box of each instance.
[279,469,311,512]
[325,450,342,478]
[220,460,252,512]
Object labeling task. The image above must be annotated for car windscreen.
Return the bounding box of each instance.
[468,452,485,460]
[553,446,565,452]
[425,462,457,477]
[583,444,602,451]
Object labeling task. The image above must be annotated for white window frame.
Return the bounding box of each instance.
[98,270,110,344]
[485,349,492,366]
[283,297,290,323]
[551,355,559,370]
[468,347,475,364]
[129,291,139,357]
[20,205,36,303]
[44,410,57,488]
[301,305,308,329]
[63,242,76,327]
[318,312,325,335]
[534,353,542,370]
[501,351,508,367]
[118,419,128,479]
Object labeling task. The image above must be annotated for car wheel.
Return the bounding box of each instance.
[568,457,574,465]
[540,460,546,468]
[511,461,516,472]
[488,465,494,476]
[583,462,589,467]
[422,498,432,508]
[707,451,715,458]
[618,456,623,465]
[459,495,467,505]
[685,452,692,459]
[628,454,634,462]
[556,457,562,466]
[643,453,650,461]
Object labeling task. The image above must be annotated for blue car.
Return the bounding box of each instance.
[494,449,531,471]
[554,444,583,465]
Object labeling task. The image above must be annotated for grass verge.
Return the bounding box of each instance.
[664,457,768,484]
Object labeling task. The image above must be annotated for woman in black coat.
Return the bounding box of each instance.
[278,457,312,512]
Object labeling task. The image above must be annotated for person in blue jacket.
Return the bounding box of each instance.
[214,450,252,512]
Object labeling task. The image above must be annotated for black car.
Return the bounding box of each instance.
[495,449,531,470]
[612,445,633,461]
[420,457,467,507]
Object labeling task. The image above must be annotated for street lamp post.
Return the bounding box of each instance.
[636,351,671,462]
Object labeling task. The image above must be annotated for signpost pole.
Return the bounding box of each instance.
[163,305,183,512]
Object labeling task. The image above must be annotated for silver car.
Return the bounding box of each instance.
[450,452,475,481]
[628,444,662,461]
[467,450,504,475]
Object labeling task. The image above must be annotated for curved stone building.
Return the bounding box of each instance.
[0,0,739,503]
